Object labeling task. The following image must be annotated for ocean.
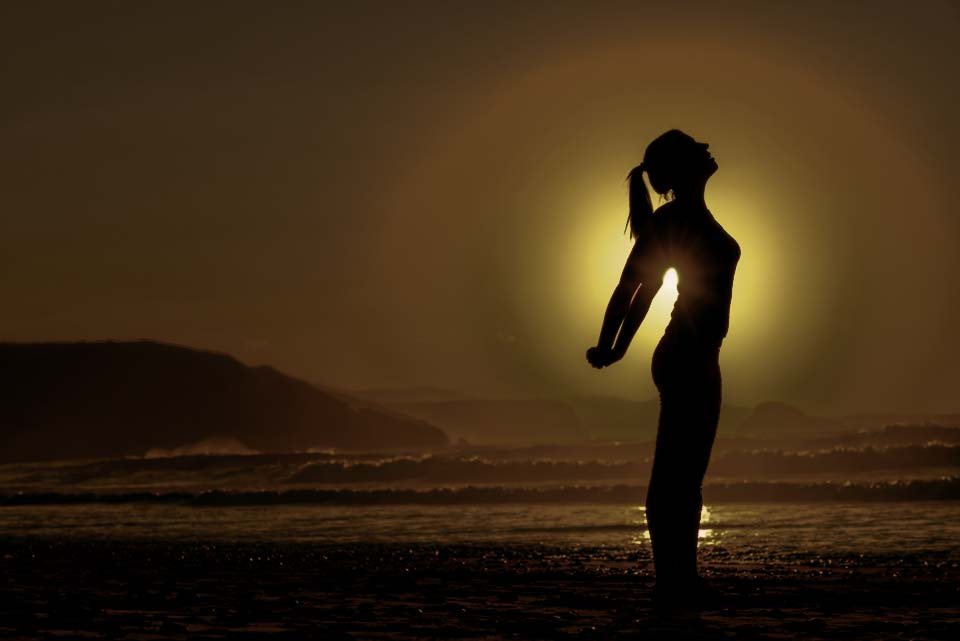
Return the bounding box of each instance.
[2,439,958,564]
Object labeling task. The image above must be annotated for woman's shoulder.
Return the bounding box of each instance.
[653,199,680,217]
[650,200,681,231]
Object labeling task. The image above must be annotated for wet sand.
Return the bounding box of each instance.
[2,539,958,640]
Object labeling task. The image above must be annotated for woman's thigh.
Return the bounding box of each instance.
[650,341,722,484]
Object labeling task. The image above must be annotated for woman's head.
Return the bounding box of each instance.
[625,129,717,238]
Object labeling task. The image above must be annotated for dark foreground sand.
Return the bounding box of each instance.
[2,539,958,640]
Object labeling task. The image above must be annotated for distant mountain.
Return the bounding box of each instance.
[838,412,960,432]
[563,395,751,441]
[735,404,960,439]
[375,398,586,445]
[343,386,816,445]
[334,385,960,449]
[737,401,842,435]
[562,395,661,441]
[340,389,751,445]
[0,341,448,463]
[339,387,587,445]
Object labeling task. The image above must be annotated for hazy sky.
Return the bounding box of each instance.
[2,1,958,414]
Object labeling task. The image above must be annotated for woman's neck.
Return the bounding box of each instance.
[673,177,709,208]
[673,191,707,209]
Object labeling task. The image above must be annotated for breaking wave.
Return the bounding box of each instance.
[3,444,959,490]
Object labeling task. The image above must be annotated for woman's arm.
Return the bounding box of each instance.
[587,240,662,368]
[596,279,639,352]
[610,278,660,360]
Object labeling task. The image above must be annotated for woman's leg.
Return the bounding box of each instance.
[646,342,722,590]
[680,355,722,580]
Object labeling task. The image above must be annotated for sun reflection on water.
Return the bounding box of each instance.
[630,504,718,545]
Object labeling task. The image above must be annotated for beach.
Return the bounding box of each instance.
[3,535,958,640]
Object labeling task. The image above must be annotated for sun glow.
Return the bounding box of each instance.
[563,196,680,356]
[561,185,786,374]
[526,166,791,398]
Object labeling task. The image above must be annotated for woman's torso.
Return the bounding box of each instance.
[646,200,740,348]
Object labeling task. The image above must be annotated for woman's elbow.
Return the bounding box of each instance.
[616,278,641,300]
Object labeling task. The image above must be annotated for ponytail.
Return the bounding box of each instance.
[625,163,653,240]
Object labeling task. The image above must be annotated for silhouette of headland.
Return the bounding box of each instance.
[0,341,448,463]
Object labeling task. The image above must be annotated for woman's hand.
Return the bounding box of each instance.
[586,345,623,369]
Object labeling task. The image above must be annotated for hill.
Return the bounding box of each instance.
[0,341,448,463]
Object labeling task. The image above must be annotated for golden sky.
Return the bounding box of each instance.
[2,1,958,413]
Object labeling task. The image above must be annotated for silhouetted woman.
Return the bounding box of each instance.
[586,129,740,601]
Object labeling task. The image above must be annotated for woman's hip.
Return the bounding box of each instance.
[651,333,721,393]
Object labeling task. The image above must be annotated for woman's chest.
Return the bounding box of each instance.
[660,218,740,271]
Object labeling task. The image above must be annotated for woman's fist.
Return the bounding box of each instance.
[586,345,621,369]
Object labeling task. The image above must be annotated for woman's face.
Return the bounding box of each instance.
[688,137,718,179]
